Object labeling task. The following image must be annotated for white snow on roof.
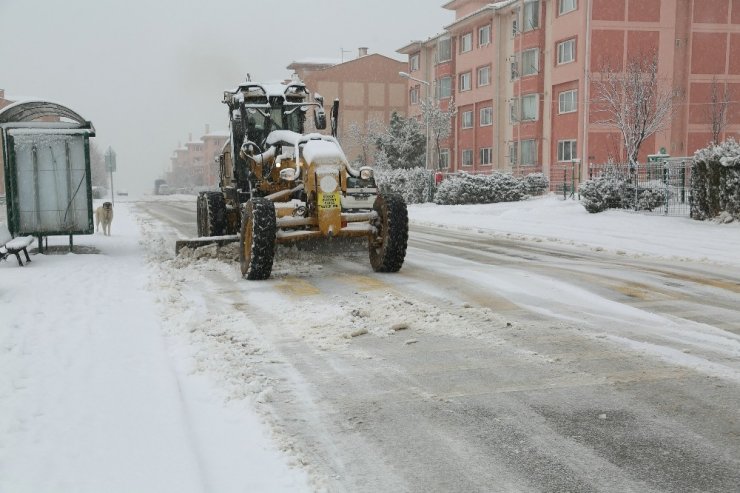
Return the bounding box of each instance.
[290,57,341,66]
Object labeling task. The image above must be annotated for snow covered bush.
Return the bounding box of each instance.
[633,187,667,211]
[691,138,740,220]
[579,167,628,213]
[433,172,528,205]
[374,166,433,204]
[522,173,549,196]
[692,139,740,221]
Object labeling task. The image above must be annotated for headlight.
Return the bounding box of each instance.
[360,167,374,180]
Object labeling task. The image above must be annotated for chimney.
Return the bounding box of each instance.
[188,132,193,142]
[358,47,368,58]
[205,124,210,135]
[0,89,4,100]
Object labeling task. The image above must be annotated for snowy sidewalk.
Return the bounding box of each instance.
[409,195,740,266]
[0,202,309,493]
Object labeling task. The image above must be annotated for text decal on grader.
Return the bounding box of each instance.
[318,192,340,209]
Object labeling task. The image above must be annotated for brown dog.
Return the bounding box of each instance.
[95,202,113,235]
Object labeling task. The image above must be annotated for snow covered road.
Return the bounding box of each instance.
[3,194,739,492]
[129,196,740,492]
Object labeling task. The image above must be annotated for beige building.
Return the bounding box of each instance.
[167,125,228,190]
[287,49,408,163]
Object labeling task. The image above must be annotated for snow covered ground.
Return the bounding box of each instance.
[409,195,740,266]
[0,199,310,493]
[2,193,739,492]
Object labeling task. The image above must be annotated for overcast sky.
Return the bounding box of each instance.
[1,0,452,193]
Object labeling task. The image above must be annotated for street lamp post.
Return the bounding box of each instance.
[104,146,117,206]
[399,71,431,170]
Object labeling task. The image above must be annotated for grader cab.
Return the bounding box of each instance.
[188,80,408,280]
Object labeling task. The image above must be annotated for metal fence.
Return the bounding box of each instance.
[587,158,693,216]
[550,162,583,200]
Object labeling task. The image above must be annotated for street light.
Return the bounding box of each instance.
[399,71,431,170]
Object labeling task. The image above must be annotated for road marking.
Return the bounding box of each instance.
[276,277,321,296]
[342,275,388,291]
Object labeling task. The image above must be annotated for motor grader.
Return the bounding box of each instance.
[186,79,408,280]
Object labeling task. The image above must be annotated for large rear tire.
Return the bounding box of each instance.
[369,194,408,272]
[196,193,208,237]
[201,192,226,236]
[239,198,277,280]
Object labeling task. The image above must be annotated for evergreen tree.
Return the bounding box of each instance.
[375,112,425,169]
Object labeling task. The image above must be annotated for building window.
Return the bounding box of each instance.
[512,8,520,36]
[437,76,452,99]
[460,32,473,53]
[480,107,493,126]
[462,149,473,166]
[559,89,577,113]
[459,72,472,92]
[521,48,539,76]
[521,94,538,121]
[410,85,420,105]
[479,24,491,46]
[410,53,420,72]
[521,139,537,165]
[439,149,450,169]
[480,147,493,165]
[558,140,577,161]
[557,39,575,65]
[462,110,474,128]
[559,0,576,15]
[478,65,491,86]
[437,37,452,63]
[523,0,540,31]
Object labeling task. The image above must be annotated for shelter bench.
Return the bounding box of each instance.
[0,224,35,267]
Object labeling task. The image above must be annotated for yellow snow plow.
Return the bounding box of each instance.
[176,80,408,280]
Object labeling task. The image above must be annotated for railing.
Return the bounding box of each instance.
[550,162,583,200]
[587,158,693,216]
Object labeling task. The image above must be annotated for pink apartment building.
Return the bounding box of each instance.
[398,0,740,185]
[168,125,228,189]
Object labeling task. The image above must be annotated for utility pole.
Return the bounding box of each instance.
[105,146,117,205]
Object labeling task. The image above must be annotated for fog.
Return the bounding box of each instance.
[1,0,451,194]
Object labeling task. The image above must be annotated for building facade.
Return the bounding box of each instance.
[167,125,228,190]
[398,0,740,184]
[288,49,408,163]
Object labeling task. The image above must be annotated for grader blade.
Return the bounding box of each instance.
[175,234,239,254]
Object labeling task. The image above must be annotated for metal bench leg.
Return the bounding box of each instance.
[23,248,31,264]
[13,251,24,266]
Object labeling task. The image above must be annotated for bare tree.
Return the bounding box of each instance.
[345,119,385,164]
[421,98,456,169]
[591,52,674,165]
[706,76,730,144]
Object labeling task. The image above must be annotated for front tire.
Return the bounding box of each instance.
[369,194,408,272]
[239,198,277,280]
